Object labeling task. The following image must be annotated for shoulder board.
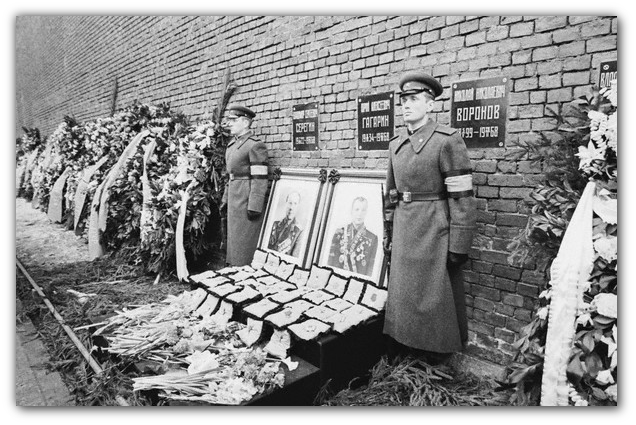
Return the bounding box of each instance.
[436,125,457,135]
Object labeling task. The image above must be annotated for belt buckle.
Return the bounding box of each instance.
[402,191,412,203]
[389,189,399,205]
[229,173,235,180]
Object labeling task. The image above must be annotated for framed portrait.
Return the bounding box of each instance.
[258,168,327,268]
[314,169,388,287]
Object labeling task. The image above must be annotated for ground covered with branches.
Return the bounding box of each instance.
[16,198,510,406]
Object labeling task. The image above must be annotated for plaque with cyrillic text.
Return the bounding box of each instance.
[292,102,319,151]
[598,60,617,89]
[451,76,509,149]
[357,92,395,151]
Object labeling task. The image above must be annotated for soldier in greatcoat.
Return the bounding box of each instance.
[383,71,476,363]
[221,104,269,266]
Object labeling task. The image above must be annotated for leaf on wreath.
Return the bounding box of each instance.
[566,356,585,386]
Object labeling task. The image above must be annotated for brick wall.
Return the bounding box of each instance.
[15,15,618,364]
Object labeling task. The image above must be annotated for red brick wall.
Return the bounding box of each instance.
[15,15,617,364]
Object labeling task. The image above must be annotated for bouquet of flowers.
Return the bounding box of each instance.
[503,81,618,406]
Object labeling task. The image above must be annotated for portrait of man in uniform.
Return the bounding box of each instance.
[318,179,385,284]
[259,175,323,266]
[327,196,379,278]
[267,191,303,257]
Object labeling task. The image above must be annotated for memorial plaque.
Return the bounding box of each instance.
[598,60,617,89]
[357,92,395,151]
[451,76,509,149]
[292,102,319,151]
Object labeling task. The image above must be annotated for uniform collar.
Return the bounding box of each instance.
[281,216,296,226]
[228,129,253,149]
[395,119,437,154]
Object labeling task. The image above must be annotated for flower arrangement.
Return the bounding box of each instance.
[103,118,185,268]
[95,290,286,405]
[136,119,227,273]
[504,81,617,406]
[17,71,236,276]
[16,127,46,200]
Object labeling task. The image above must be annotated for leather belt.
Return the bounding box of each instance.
[398,191,447,202]
[229,173,250,181]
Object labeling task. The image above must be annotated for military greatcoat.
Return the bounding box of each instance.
[222,130,269,266]
[383,118,476,353]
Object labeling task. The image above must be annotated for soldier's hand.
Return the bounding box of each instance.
[383,221,393,254]
[247,210,261,221]
[447,252,468,267]
[383,236,392,254]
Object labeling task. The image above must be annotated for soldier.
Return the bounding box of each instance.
[267,191,303,257]
[328,196,379,278]
[383,71,476,364]
[221,104,269,266]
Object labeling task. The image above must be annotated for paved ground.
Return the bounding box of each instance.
[15,305,75,406]
[15,197,80,406]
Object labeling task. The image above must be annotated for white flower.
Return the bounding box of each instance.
[605,384,617,402]
[574,399,589,406]
[576,312,592,327]
[537,306,549,320]
[593,235,617,262]
[186,350,219,375]
[606,112,617,153]
[595,369,615,386]
[592,293,617,319]
[588,110,606,129]
[539,289,552,300]
[604,80,617,107]
[576,141,606,172]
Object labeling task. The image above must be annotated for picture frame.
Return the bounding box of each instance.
[257,168,327,268]
[313,169,388,287]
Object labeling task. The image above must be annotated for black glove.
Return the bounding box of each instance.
[247,210,261,221]
[383,238,392,255]
[447,252,468,267]
[383,222,393,254]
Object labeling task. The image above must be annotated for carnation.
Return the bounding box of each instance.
[594,235,617,263]
[537,306,549,321]
[595,369,615,386]
[606,112,617,153]
[587,110,606,129]
[592,293,617,319]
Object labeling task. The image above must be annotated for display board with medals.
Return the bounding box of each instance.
[200,168,388,400]
[100,167,390,405]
